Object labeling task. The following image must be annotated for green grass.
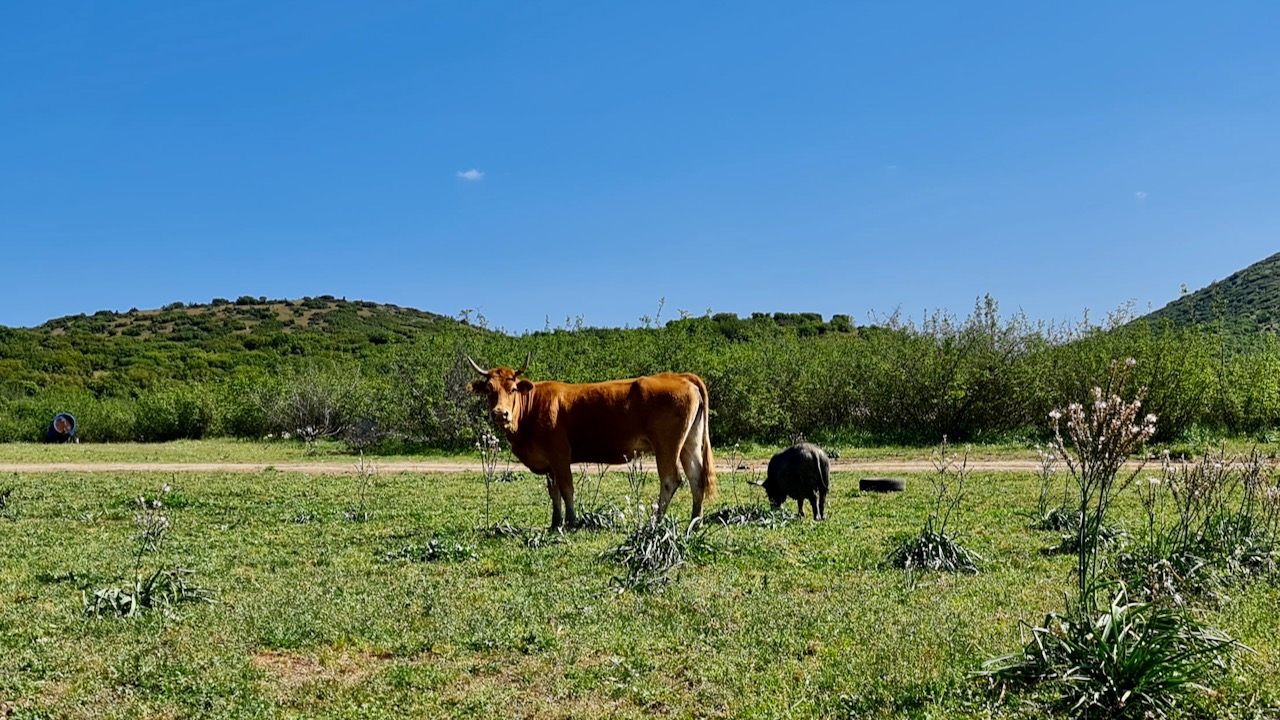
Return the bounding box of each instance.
[2,464,1278,718]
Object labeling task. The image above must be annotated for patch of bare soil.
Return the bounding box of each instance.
[251,650,390,692]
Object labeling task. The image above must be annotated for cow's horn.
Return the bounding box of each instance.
[514,351,531,376]
[464,355,487,376]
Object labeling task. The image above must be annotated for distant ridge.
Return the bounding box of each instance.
[1139,252,1280,334]
[31,296,475,342]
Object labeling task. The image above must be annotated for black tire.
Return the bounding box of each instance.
[859,477,905,493]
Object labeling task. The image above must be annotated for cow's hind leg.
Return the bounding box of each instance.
[653,450,684,522]
[679,440,707,521]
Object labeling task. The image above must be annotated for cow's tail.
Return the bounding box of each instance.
[689,374,717,500]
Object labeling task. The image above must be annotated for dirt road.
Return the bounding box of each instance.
[0,459,1047,475]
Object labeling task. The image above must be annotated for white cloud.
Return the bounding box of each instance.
[457,169,485,181]
[1135,191,1148,200]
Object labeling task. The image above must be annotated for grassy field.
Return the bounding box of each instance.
[2,459,1278,718]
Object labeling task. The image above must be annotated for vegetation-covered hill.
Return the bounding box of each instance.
[1139,252,1280,334]
[0,296,493,396]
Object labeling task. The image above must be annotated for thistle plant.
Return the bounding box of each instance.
[985,359,1249,717]
[84,485,216,618]
[1050,358,1156,618]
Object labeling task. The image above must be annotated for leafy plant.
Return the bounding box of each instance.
[603,514,721,593]
[478,520,568,549]
[983,582,1248,719]
[705,503,795,529]
[84,566,217,618]
[385,537,477,563]
[888,438,982,573]
[84,485,216,618]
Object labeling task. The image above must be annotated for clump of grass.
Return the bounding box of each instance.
[575,504,626,532]
[888,529,982,574]
[983,582,1248,719]
[385,537,477,563]
[570,462,625,531]
[705,503,794,529]
[84,484,216,619]
[0,484,14,518]
[84,567,217,618]
[603,515,721,593]
[888,438,982,574]
[478,520,568,548]
[1031,507,1080,532]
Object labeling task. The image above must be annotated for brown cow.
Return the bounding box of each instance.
[466,354,717,529]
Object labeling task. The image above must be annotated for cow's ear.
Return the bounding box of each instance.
[468,379,488,395]
[516,378,534,393]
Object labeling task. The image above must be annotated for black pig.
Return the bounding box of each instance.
[761,442,830,520]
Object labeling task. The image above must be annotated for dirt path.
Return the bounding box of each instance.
[0,459,1047,475]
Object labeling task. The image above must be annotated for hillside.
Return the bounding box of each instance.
[0,297,493,396]
[1140,252,1280,334]
[0,296,858,398]
[36,295,466,341]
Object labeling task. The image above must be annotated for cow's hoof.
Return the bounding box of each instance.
[859,477,906,493]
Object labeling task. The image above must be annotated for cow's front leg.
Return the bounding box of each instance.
[550,461,576,530]
[545,474,564,530]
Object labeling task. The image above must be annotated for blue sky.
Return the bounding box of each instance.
[2,2,1277,333]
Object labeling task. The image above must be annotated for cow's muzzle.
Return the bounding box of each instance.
[490,408,512,427]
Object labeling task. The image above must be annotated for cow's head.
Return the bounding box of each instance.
[466,353,533,432]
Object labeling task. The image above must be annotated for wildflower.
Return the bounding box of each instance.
[1147,477,1160,486]
[1048,410,1062,421]
[1125,357,1137,367]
